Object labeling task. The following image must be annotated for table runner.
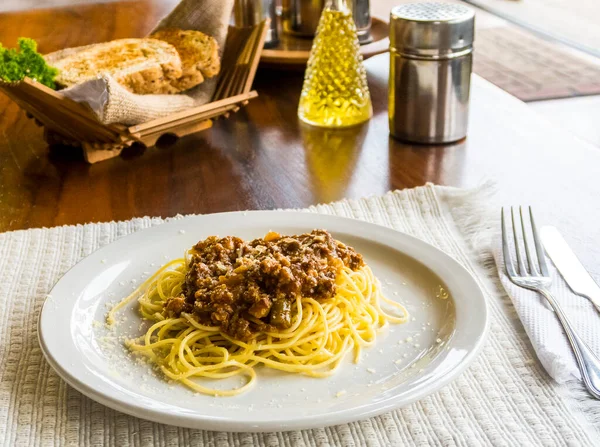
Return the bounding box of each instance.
[0,184,598,446]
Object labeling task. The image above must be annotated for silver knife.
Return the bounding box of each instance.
[541,226,600,313]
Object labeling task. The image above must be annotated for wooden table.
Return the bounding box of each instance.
[1,1,599,278]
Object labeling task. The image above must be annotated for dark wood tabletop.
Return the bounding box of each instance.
[1,1,599,276]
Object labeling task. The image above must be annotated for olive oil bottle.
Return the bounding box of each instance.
[298,0,373,128]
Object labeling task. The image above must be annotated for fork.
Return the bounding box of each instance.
[502,206,600,399]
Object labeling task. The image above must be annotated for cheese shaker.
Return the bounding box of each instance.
[389,3,475,143]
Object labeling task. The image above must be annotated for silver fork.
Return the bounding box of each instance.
[502,206,600,399]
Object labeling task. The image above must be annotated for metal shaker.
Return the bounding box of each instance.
[282,0,372,44]
[389,3,475,143]
[233,0,279,48]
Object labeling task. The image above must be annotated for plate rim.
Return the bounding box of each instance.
[38,210,489,432]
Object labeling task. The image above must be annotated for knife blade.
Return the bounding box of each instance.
[541,226,600,313]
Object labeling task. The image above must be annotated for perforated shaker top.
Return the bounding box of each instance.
[390,2,475,56]
[392,3,473,22]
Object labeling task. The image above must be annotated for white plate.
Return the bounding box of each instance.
[39,211,488,432]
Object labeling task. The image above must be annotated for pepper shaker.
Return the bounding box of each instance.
[389,3,475,143]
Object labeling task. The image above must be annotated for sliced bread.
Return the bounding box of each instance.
[150,29,220,92]
[45,38,183,94]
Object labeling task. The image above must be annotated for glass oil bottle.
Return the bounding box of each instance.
[297,0,373,128]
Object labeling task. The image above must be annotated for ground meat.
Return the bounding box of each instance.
[164,230,364,340]
[164,296,190,315]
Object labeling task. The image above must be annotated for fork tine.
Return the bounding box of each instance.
[520,206,539,275]
[529,207,550,277]
[511,207,528,275]
[501,208,517,278]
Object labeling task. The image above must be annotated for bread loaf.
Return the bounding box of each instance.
[46,29,221,95]
[45,38,183,94]
[150,29,220,92]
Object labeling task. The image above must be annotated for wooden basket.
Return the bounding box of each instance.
[0,22,268,163]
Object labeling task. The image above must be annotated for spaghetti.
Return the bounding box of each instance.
[107,232,408,396]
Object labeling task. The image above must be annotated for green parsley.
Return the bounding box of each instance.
[0,38,58,89]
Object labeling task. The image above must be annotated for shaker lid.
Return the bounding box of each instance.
[390,2,475,56]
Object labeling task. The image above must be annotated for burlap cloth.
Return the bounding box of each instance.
[52,0,234,125]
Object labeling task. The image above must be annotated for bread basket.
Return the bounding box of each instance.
[0,22,267,164]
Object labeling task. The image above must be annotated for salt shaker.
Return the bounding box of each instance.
[389,3,475,143]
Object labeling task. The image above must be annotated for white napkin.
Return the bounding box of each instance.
[493,233,600,383]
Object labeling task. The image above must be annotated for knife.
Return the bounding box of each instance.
[541,226,600,313]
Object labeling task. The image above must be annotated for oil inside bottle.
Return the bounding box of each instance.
[298,0,373,128]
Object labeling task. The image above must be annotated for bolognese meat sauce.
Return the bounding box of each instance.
[164,230,364,340]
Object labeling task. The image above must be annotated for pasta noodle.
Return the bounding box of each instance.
[108,255,408,396]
